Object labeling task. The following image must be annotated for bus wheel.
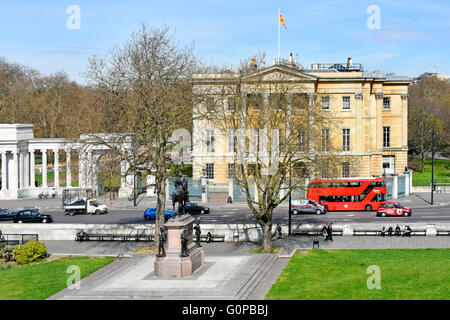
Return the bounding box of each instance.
[315,209,322,215]
[365,204,372,211]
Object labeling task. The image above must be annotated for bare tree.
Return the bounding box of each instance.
[194,54,345,250]
[84,25,197,243]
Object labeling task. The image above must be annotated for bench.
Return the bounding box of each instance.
[437,230,450,236]
[76,232,154,242]
[293,230,343,236]
[353,230,426,236]
[195,234,225,242]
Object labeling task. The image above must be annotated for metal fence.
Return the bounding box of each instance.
[398,175,406,198]
[168,177,204,201]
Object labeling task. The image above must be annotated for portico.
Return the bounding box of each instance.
[0,124,134,199]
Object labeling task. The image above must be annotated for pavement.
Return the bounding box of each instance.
[44,235,450,300]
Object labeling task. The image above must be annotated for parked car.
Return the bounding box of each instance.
[13,209,53,223]
[144,208,176,221]
[0,209,17,221]
[179,202,210,215]
[376,202,412,217]
[290,200,327,215]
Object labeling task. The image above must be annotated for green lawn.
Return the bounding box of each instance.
[266,249,450,300]
[410,158,450,186]
[0,256,114,300]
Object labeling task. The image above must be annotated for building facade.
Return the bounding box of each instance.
[192,58,411,186]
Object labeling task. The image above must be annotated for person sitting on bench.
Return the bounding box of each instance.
[395,225,401,237]
[77,230,88,241]
[380,226,386,237]
[387,226,393,236]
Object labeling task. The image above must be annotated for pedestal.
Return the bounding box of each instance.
[154,214,205,277]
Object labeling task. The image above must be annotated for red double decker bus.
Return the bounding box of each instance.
[307,177,386,211]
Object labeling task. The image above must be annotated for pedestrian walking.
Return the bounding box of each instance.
[325,223,333,241]
[276,224,283,239]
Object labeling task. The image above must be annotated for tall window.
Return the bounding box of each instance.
[206,163,214,180]
[247,93,263,111]
[269,93,286,111]
[206,129,215,153]
[342,162,350,178]
[321,96,330,111]
[342,96,351,110]
[342,129,350,151]
[227,97,235,112]
[227,129,235,152]
[322,128,330,151]
[383,97,391,110]
[297,129,306,149]
[383,126,390,147]
[206,97,215,112]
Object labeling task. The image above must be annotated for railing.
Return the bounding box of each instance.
[1,234,39,245]
[310,63,363,72]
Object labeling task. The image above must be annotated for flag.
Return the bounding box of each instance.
[279,12,287,29]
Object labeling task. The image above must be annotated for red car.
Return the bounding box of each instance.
[376,201,412,217]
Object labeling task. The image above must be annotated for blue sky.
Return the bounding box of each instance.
[0,0,449,83]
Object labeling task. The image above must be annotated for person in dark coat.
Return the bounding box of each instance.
[325,223,333,241]
[276,224,283,239]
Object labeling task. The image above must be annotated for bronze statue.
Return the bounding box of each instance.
[157,227,166,257]
[194,220,201,247]
[180,228,189,257]
[172,173,189,214]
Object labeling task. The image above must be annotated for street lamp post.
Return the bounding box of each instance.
[288,165,292,236]
[431,131,436,205]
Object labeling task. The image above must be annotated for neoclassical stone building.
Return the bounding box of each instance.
[192,58,411,186]
[0,124,135,199]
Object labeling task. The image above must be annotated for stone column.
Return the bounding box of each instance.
[146,174,156,196]
[66,150,71,188]
[404,172,410,197]
[12,151,19,190]
[42,149,48,188]
[1,151,6,190]
[409,169,413,194]
[53,149,59,188]
[24,151,29,188]
[201,177,208,203]
[228,178,233,202]
[392,174,398,200]
[30,150,35,188]
[19,152,24,189]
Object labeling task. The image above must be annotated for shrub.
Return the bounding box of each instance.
[13,240,48,265]
[1,244,15,262]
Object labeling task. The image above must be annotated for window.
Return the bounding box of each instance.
[227,163,235,179]
[297,129,306,149]
[383,126,390,147]
[321,96,330,111]
[342,96,351,110]
[291,93,308,109]
[227,129,235,152]
[205,163,214,180]
[382,156,395,174]
[342,162,350,178]
[383,97,391,110]
[322,128,330,151]
[268,93,286,111]
[206,97,214,112]
[247,93,263,111]
[227,97,235,112]
[206,129,215,153]
[342,129,350,151]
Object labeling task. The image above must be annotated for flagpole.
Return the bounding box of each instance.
[278,8,280,62]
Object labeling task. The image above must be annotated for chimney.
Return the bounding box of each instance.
[289,52,294,63]
[347,57,353,69]
[261,61,266,69]
[250,58,257,71]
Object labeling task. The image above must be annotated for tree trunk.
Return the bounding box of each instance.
[261,222,273,251]
[154,173,166,245]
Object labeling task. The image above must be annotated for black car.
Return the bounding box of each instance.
[13,209,53,223]
[0,209,17,221]
[179,202,210,215]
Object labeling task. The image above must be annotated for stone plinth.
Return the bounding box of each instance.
[154,214,205,277]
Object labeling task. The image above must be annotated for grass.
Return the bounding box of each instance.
[410,158,450,186]
[0,256,114,300]
[266,249,450,300]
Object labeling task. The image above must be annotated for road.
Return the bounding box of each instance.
[2,205,449,224]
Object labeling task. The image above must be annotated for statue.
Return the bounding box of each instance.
[157,227,167,257]
[194,220,201,247]
[172,173,189,214]
[180,228,189,257]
